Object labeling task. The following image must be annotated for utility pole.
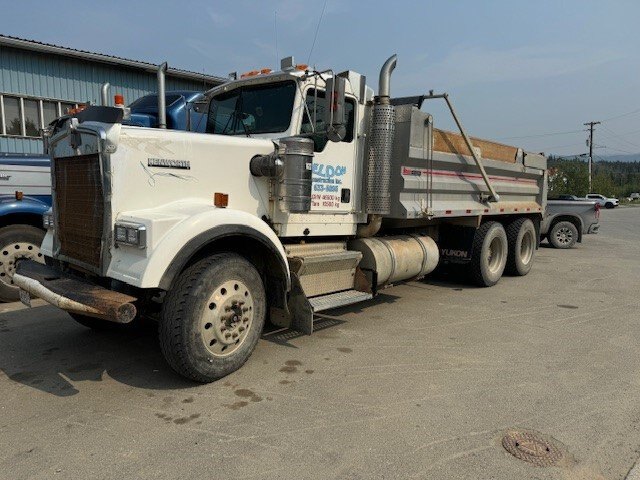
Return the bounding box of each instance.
[584,121,600,193]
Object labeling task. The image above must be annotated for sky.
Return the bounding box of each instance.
[2,0,640,158]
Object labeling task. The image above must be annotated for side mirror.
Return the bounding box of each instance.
[324,76,347,142]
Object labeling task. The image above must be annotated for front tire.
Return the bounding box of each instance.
[505,218,536,276]
[159,253,266,383]
[605,202,614,209]
[0,225,45,302]
[548,221,578,249]
[469,222,508,287]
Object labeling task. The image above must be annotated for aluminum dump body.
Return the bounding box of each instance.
[387,105,547,219]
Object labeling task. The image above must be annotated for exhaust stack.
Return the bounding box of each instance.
[100,83,110,106]
[157,62,168,129]
[364,54,397,217]
[377,54,397,104]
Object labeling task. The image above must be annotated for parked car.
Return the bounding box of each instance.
[629,192,640,201]
[0,154,51,301]
[541,199,600,249]
[585,193,619,209]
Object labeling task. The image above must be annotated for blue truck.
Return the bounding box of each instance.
[0,91,204,301]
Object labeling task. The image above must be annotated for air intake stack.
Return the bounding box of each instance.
[365,54,397,215]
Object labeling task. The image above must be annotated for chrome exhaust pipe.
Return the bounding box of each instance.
[377,54,397,104]
[100,83,110,106]
[157,62,168,129]
[362,54,398,221]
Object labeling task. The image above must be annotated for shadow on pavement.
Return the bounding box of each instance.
[1,292,403,397]
[0,306,196,397]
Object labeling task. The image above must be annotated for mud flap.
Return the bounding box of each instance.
[269,273,313,335]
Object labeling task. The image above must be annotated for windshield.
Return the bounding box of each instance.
[206,81,296,135]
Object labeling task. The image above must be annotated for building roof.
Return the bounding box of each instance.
[0,34,226,85]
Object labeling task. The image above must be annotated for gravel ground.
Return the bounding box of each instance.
[0,206,639,480]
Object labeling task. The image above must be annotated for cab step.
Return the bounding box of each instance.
[309,289,373,312]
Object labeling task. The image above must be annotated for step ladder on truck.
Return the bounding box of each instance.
[15,54,547,382]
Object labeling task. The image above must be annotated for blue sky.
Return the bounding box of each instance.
[2,0,640,156]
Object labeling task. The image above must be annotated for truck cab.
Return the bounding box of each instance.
[125,91,207,132]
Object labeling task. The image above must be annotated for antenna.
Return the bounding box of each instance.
[307,0,328,65]
[274,11,279,69]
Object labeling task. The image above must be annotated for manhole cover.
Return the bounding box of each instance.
[502,429,563,467]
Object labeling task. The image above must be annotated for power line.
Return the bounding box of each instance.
[497,129,583,140]
[599,125,640,149]
[532,142,585,151]
[600,107,640,123]
[600,145,638,155]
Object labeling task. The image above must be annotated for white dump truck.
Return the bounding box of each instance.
[15,55,547,382]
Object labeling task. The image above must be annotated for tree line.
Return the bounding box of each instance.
[547,156,640,197]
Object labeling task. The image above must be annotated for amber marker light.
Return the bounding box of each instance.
[214,193,229,208]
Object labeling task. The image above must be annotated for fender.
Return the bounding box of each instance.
[0,194,51,217]
[109,205,290,293]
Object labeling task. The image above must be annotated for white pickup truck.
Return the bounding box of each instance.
[586,193,619,209]
[541,197,600,248]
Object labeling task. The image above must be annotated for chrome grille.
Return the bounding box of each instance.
[53,154,104,269]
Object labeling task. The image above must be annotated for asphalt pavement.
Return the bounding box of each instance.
[1,206,639,479]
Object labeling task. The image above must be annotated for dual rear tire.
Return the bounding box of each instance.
[470,219,536,287]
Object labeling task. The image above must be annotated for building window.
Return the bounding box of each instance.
[1,95,79,138]
[42,101,58,126]
[60,103,75,116]
[23,99,41,137]
[4,96,22,136]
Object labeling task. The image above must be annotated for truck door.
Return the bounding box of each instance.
[300,89,356,213]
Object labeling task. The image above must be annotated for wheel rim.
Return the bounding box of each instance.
[0,242,44,287]
[520,230,534,264]
[486,235,505,274]
[555,227,573,245]
[201,279,254,357]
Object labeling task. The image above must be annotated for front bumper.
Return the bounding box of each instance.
[14,260,137,323]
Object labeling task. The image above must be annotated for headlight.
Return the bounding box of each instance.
[43,211,54,229]
[114,222,146,249]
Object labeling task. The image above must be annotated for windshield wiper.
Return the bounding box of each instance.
[235,93,251,137]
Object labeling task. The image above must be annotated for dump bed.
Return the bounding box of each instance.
[387,105,547,220]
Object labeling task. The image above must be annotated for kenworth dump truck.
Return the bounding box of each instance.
[15,55,547,382]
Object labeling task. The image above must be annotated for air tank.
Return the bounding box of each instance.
[349,235,439,286]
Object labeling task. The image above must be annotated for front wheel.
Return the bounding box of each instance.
[0,225,45,302]
[159,253,266,383]
[605,202,614,209]
[469,222,508,287]
[548,221,578,249]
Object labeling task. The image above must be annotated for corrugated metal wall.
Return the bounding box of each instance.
[0,45,217,154]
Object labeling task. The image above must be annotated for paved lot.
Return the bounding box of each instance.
[1,207,639,479]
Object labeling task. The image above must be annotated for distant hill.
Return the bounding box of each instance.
[596,154,640,163]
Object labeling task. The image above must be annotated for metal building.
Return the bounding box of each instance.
[0,35,225,154]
